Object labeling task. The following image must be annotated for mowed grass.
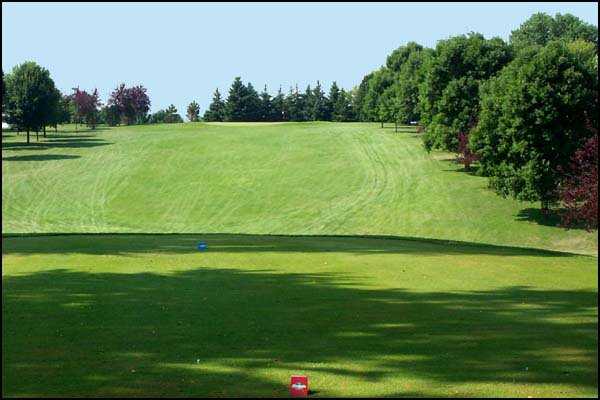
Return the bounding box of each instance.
[2,122,597,254]
[2,122,598,397]
[2,234,598,397]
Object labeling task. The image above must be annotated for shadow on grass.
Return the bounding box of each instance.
[1,135,112,152]
[3,264,597,397]
[515,208,592,231]
[2,154,81,162]
[0,233,584,258]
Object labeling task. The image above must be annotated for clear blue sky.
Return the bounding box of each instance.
[2,2,598,117]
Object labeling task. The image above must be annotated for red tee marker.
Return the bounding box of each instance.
[290,375,309,397]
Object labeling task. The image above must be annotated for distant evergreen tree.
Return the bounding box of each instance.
[186,100,200,122]
[304,84,315,121]
[328,81,341,121]
[165,104,183,123]
[311,80,329,121]
[271,86,286,121]
[225,77,247,121]
[332,88,354,121]
[286,86,299,121]
[203,88,226,122]
[259,85,272,121]
[243,82,261,121]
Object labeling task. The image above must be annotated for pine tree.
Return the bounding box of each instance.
[243,82,261,121]
[328,81,341,121]
[311,80,329,121]
[304,84,314,121]
[203,88,226,122]
[271,86,286,121]
[186,100,200,122]
[225,77,247,121]
[259,85,272,121]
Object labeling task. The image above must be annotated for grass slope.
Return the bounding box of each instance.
[2,123,598,397]
[2,234,597,397]
[2,122,597,254]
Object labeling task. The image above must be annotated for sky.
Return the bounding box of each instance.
[2,2,598,117]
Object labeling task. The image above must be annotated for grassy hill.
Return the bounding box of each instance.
[2,122,597,254]
[2,123,597,397]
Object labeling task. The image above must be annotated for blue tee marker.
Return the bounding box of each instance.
[197,241,207,251]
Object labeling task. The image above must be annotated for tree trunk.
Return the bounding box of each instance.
[26,129,30,144]
[395,121,398,133]
[55,124,58,133]
[381,121,383,128]
[36,130,39,141]
[43,126,46,138]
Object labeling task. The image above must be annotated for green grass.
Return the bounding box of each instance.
[2,123,598,397]
[2,234,597,397]
[2,122,597,254]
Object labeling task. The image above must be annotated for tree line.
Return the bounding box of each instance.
[202,78,355,122]
[351,12,597,228]
[2,65,190,142]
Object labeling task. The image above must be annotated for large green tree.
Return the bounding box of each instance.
[470,41,598,211]
[420,33,513,151]
[4,61,59,143]
[395,47,433,124]
[510,12,598,53]
[362,68,393,126]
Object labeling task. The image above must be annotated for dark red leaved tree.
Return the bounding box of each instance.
[72,87,101,131]
[560,132,598,230]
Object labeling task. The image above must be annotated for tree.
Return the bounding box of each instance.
[72,87,101,131]
[259,85,272,122]
[470,41,598,211]
[225,77,247,122]
[108,83,150,125]
[286,84,307,121]
[420,33,513,152]
[361,69,393,126]
[328,81,341,121]
[559,133,598,230]
[164,104,183,123]
[386,42,424,72]
[510,12,598,54]
[4,61,59,143]
[203,88,226,122]
[332,89,355,122]
[311,80,329,121]
[243,82,261,121]
[352,73,374,121]
[395,47,433,124]
[271,86,286,121]
[187,101,200,122]
[102,104,121,126]
[48,91,72,133]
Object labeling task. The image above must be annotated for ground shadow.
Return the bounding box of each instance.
[2,154,81,162]
[514,208,592,232]
[1,135,112,152]
[3,266,597,397]
[1,233,583,258]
